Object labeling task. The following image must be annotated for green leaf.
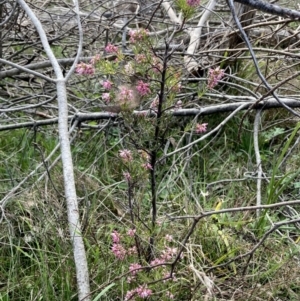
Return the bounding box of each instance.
[93,283,115,301]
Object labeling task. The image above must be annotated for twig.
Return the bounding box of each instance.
[253,109,262,217]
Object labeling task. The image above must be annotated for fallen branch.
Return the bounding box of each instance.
[1,97,300,131]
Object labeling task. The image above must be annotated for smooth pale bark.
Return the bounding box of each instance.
[184,0,218,72]
[16,0,91,300]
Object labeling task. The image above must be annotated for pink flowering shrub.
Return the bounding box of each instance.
[74,15,228,301]
[108,226,178,299]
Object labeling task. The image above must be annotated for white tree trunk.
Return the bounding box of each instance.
[16,1,91,300]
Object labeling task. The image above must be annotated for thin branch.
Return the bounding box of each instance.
[161,1,182,24]
[227,0,300,118]
[0,58,54,82]
[184,0,218,72]
[65,0,83,82]
[234,0,300,20]
[253,109,262,217]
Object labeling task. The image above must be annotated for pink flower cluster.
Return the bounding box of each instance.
[129,28,149,43]
[125,285,152,301]
[119,87,134,102]
[187,0,201,6]
[111,230,121,243]
[129,263,142,276]
[127,228,136,237]
[150,247,178,266]
[111,230,138,260]
[90,54,101,65]
[102,93,111,103]
[207,67,225,89]
[111,243,126,260]
[135,54,147,63]
[195,123,208,133]
[75,62,95,75]
[105,43,118,54]
[142,163,153,170]
[102,80,113,90]
[119,149,133,162]
[127,262,142,283]
[136,80,151,96]
[119,149,153,174]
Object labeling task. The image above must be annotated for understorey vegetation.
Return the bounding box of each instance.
[1,0,300,300]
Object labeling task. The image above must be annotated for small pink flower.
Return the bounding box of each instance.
[142,163,153,170]
[136,285,152,299]
[102,93,111,103]
[111,243,126,260]
[135,54,147,63]
[195,123,208,133]
[161,247,178,260]
[128,246,137,255]
[125,289,137,301]
[187,0,201,7]
[136,81,151,96]
[90,54,101,65]
[102,80,113,90]
[76,62,95,75]
[123,172,131,182]
[127,228,136,237]
[111,230,121,243]
[207,67,225,89]
[150,258,165,266]
[129,263,142,276]
[129,28,149,43]
[119,149,133,162]
[126,276,134,284]
[105,43,118,53]
[119,87,134,102]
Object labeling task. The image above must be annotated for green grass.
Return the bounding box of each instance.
[3,1,300,300]
[1,108,300,300]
